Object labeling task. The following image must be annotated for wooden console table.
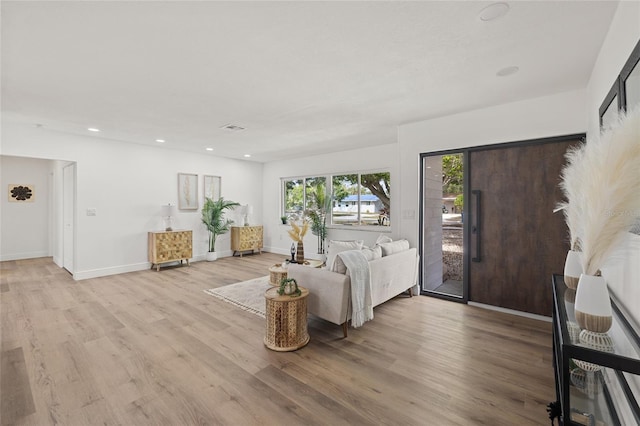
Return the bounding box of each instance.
[148,230,192,271]
[231,225,263,257]
[264,286,309,351]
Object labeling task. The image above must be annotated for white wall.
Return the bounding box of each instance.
[397,89,587,249]
[262,144,397,257]
[1,116,263,279]
[0,156,52,260]
[585,1,640,322]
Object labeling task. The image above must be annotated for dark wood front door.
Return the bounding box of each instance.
[468,137,580,316]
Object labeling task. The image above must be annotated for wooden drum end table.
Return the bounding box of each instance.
[268,264,288,286]
[264,286,309,352]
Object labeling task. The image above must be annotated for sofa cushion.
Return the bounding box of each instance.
[326,240,364,271]
[333,245,382,274]
[379,239,410,256]
[375,234,393,245]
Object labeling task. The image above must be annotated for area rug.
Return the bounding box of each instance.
[204,276,271,318]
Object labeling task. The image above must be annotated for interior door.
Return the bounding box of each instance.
[468,137,580,316]
[63,163,75,274]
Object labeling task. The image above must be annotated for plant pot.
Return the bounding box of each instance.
[563,249,582,290]
[206,251,218,262]
[574,273,612,333]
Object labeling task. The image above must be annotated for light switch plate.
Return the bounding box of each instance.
[86,208,97,216]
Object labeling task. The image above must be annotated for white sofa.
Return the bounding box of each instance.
[287,245,419,337]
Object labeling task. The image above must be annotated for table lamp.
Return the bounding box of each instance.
[244,204,253,226]
[161,204,178,231]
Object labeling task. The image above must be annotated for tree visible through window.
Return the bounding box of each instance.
[283,171,391,227]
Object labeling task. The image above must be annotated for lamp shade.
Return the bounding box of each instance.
[161,204,178,217]
[246,204,254,215]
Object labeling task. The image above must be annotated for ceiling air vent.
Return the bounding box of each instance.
[220,124,246,132]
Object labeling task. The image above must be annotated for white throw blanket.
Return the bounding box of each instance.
[337,250,373,328]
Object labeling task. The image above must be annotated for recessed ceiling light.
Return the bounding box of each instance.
[478,2,510,22]
[206,147,214,151]
[155,139,165,143]
[221,124,246,132]
[243,154,251,158]
[87,127,100,132]
[496,66,520,77]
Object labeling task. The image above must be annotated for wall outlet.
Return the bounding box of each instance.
[86,208,97,216]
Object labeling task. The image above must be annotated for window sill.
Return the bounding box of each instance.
[325,225,392,233]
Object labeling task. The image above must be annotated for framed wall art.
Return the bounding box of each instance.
[8,184,35,202]
[203,175,221,201]
[178,173,198,210]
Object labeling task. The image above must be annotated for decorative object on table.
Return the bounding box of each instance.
[8,184,34,202]
[278,277,302,297]
[570,368,603,398]
[558,108,640,334]
[563,288,580,344]
[280,215,288,225]
[243,204,253,226]
[572,328,614,372]
[306,195,331,255]
[178,173,198,210]
[201,197,240,261]
[160,203,178,231]
[203,175,221,200]
[557,142,587,290]
[290,242,296,263]
[287,221,309,264]
[563,249,582,290]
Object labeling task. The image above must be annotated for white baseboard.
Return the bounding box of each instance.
[73,251,241,280]
[0,251,50,261]
[73,262,151,280]
[468,301,551,322]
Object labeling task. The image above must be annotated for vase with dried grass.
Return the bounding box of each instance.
[559,109,640,348]
[557,142,587,289]
[287,221,309,264]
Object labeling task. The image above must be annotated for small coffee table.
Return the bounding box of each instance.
[268,259,323,286]
[264,286,309,351]
[269,264,288,286]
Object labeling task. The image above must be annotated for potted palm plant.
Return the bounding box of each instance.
[201,197,240,261]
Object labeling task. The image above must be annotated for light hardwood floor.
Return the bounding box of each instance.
[1,254,555,425]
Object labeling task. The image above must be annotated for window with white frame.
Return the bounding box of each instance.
[282,171,390,227]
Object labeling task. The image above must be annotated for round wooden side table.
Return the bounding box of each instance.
[268,264,288,286]
[264,286,309,351]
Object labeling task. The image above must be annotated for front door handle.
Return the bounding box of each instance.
[472,190,481,262]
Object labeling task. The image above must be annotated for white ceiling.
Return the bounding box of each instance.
[1,1,618,162]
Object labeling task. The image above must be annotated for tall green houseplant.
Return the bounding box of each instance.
[201,197,240,256]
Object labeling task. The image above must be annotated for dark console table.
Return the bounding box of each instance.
[550,274,640,425]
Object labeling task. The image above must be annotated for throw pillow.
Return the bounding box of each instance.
[375,234,393,245]
[379,239,410,256]
[326,240,364,271]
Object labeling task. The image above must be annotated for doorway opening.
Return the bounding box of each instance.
[420,151,466,301]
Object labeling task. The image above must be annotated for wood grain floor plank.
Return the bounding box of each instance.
[1,255,556,425]
[1,347,36,423]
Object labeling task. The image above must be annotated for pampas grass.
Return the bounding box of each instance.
[566,108,640,276]
[287,220,309,242]
[558,142,587,250]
